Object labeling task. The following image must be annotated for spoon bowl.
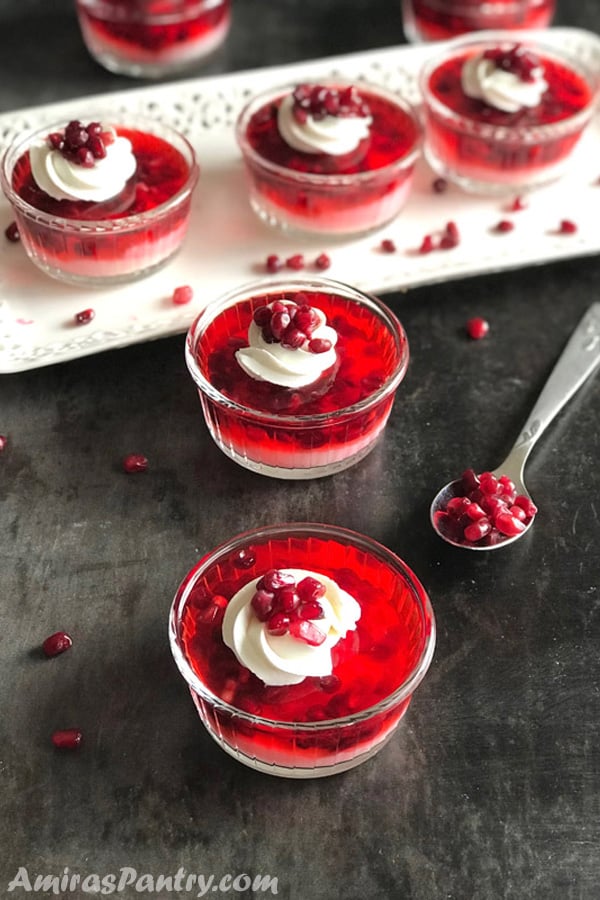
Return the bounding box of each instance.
[431,303,600,550]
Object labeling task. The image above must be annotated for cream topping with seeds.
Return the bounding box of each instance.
[222,568,361,686]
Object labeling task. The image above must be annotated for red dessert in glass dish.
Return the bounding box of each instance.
[169,523,436,778]
[185,277,410,479]
[235,80,421,237]
[75,0,231,79]
[402,0,555,43]
[0,115,199,286]
[420,33,597,194]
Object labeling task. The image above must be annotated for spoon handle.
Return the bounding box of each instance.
[498,303,600,477]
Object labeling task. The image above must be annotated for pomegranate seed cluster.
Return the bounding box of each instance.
[251,569,328,646]
[291,83,370,124]
[482,45,542,83]
[437,468,538,546]
[47,120,113,169]
[253,298,332,354]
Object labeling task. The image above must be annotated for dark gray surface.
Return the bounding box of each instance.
[2,2,600,899]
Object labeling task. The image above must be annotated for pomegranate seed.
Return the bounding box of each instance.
[447,496,471,516]
[380,238,396,253]
[52,729,82,750]
[172,285,193,305]
[277,587,300,612]
[495,512,527,537]
[465,502,486,521]
[42,631,73,658]
[320,674,341,693]
[418,234,435,254]
[297,576,326,603]
[440,221,460,249]
[266,612,291,636]
[432,177,448,194]
[514,494,538,517]
[265,254,283,273]
[314,252,331,270]
[286,254,305,270]
[74,308,95,326]
[461,469,480,493]
[466,317,489,340]
[259,569,295,592]
[559,219,577,234]
[494,220,514,233]
[251,589,275,621]
[509,505,527,522]
[5,221,19,242]
[0,435,7,452]
[307,338,332,354]
[122,453,148,474]
[509,196,527,212]
[233,548,256,569]
[298,600,325,620]
[464,519,492,542]
[289,618,327,646]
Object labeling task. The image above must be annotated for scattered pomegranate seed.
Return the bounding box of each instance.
[5,221,19,242]
[42,631,73,658]
[559,219,577,234]
[74,308,95,326]
[265,254,283,273]
[380,238,396,253]
[0,435,7,452]
[286,254,305,270]
[418,234,435,254]
[122,453,148,474]
[439,220,460,249]
[432,177,448,194]
[466,317,489,340]
[494,220,515,233]
[52,729,82,750]
[172,284,193,305]
[233,548,256,569]
[314,252,331,270]
[509,195,527,212]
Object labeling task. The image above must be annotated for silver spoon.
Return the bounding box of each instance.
[431,302,600,550]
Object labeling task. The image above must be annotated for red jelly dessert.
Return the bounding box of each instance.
[169,523,436,777]
[0,115,199,286]
[403,0,555,43]
[75,0,231,79]
[235,81,421,236]
[432,467,538,548]
[185,277,410,479]
[420,36,596,193]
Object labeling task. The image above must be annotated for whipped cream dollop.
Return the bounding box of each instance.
[277,92,372,156]
[461,51,548,114]
[235,301,338,389]
[29,126,137,203]
[222,569,362,686]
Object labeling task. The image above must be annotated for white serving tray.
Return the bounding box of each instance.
[1,27,599,373]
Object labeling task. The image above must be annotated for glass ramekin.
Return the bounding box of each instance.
[402,0,555,43]
[0,114,199,287]
[169,523,436,778]
[419,32,598,194]
[74,0,231,79]
[184,277,410,480]
[235,80,421,238]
